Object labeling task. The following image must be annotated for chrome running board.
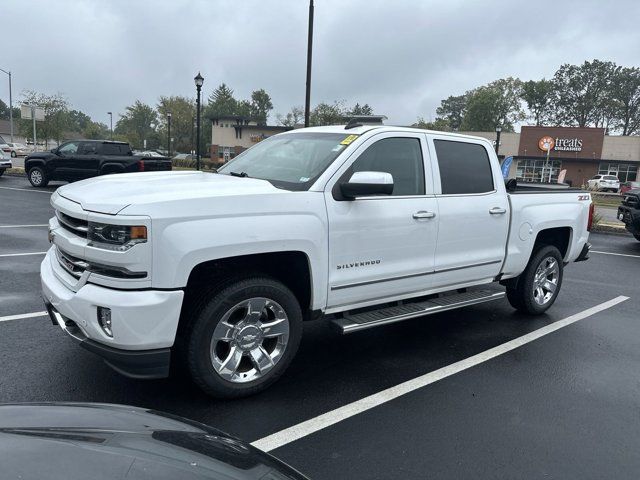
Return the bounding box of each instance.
[331,290,505,334]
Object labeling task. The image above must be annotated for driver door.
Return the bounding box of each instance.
[324,132,439,311]
[54,141,81,180]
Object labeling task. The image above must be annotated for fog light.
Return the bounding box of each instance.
[97,307,113,337]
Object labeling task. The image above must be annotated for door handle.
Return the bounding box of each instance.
[489,207,507,215]
[413,211,436,219]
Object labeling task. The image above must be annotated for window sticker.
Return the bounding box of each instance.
[340,134,359,145]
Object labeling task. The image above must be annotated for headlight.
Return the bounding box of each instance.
[88,223,147,251]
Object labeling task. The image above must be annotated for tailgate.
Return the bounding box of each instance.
[143,159,172,171]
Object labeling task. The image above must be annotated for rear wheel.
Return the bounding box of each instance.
[28,167,49,187]
[10,151,16,158]
[506,245,563,315]
[184,276,303,398]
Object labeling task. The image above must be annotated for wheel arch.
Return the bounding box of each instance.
[533,226,572,260]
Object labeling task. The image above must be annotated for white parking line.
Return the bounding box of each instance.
[0,252,47,258]
[592,250,640,259]
[0,311,48,323]
[252,295,629,452]
[0,186,52,194]
[0,224,48,228]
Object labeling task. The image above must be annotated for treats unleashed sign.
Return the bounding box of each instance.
[519,127,604,158]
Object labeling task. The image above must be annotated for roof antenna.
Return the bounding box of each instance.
[345,117,363,130]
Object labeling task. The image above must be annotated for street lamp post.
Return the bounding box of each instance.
[304,0,314,127]
[495,126,502,155]
[107,112,113,140]
[0,68,13,142]
[194,72,204,171]
[167,112,172,157]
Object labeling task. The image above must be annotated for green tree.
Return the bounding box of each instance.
[65,109,92,133]
[609,66,640,136]
[309,101,345,126]
[435,95,467,131]
[18,91,69,146]
[461,78,524,132]
[157,95,196,154]
[412,117,451,131]
[0,100,20,121]
[521,79,553,126]
[83,121,110,139]
[204,83,238,119]
[277,106,304,127]
[551,59,616,127]
[114,100,158,149]
[250,89,273,125]
[349,103,374,116]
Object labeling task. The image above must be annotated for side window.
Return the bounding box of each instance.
[434,140,494,195]
[79,142,98,155]
[350,137,425,196]
[58,142,79,155]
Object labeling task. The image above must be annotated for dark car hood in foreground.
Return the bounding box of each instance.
[0,403,307,480]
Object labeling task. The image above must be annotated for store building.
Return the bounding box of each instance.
[462,126,640,186]
[210,116,292,163]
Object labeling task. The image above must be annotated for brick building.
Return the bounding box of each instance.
[463,126,640,186]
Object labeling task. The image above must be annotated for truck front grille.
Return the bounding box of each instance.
[55,247,88,278]
[56,210,89,238]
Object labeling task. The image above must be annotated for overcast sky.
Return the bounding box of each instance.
[2,0,640,128]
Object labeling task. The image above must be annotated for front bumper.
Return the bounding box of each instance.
[41,248,184,378]
[46,302,171,379]
[618,205,640,235]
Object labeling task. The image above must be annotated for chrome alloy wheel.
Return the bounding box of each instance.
[210,297,290,383]
[532,256,559,306]
[30,169,43,185]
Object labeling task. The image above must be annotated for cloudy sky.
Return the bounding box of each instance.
[2,0,640,127]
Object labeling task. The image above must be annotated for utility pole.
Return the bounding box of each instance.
[304,0,314,127]
[107,112,113,140]
[167,112,172,157]
[194,72,204,170]
[0,68,13,142]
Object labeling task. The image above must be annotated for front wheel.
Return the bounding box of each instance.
[507,245,564,315]
[184,276,303,398]
[10,151,16,158]
[28,167,49,187]
[634,234,640,242]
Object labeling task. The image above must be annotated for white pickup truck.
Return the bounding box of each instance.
[42,125,593,397]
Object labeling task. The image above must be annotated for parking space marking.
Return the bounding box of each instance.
[0,186,52,194]
[0,311,48,323]
[0,224,48,228]
[0,252,47,258]
[592,250,640,259]
[252,295,630,452]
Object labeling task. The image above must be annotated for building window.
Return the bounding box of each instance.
[598,163,637,183]
[516,159,562,183]
[218,146,235,161]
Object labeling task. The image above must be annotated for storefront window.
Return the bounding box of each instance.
[516,159,562,183]
[597,163,637,183]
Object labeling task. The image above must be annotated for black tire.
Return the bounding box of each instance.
[27,167,49,187]
[634,234,640,242]
[184,276,303,398]
[10,151,16,158]
[506,245,564,315]
[0,169,4,177]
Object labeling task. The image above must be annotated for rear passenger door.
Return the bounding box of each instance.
[428,135,509,289]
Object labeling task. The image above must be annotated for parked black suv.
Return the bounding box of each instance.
[618,189,640,241]
[25,140,172,187]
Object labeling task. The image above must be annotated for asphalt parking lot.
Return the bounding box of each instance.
[1,174,640,479]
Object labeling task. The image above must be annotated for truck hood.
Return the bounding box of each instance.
[56,171,284,214]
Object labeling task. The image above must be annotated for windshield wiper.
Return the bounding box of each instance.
[228,171,249,177]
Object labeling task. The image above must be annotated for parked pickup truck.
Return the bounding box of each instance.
[42,126,593,398]
[25,140,172,187]
[617,188,640,241]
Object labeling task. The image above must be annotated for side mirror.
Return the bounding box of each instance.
[50,148,58,155]
[340,171,394,199]
[505,178,517,191]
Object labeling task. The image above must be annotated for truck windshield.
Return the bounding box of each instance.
[217,132,354,190]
